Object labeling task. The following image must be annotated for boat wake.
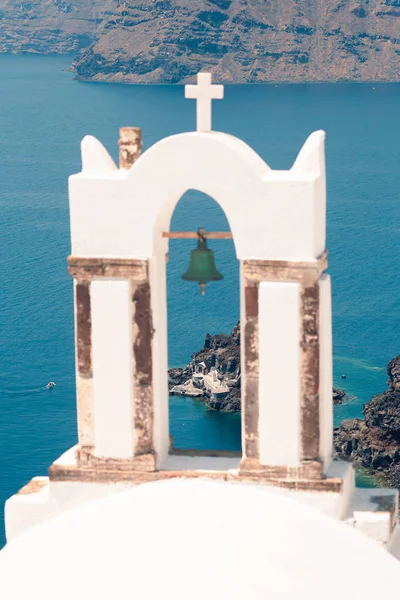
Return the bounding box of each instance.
[3,384,56,396]
[334,355,385,373]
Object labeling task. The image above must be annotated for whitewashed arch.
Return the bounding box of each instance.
[69,129,326,261]
[67,125,332,479]
[128,132,268,258]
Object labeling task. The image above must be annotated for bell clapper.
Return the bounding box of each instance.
[198,227,206,244]
[199,282,206,296]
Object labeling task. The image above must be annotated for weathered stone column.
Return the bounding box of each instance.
[68,258,156,472]
[67,262,94,465]
[241,281,260,469]
[240,253,328,482]
[300,281,320,461]
[131,274,156,472]
[118,126,155,470]
[67,126,146,469]
[119,127,142,169]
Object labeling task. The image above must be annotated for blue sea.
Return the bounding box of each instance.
[1,55,399,546]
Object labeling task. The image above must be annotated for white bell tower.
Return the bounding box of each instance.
[4,73,399,556]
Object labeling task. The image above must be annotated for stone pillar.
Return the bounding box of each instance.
[318,274,333,467]
[66,127,156,472]
[68,258,156,472]
[241,281,260,469]
[131,276,156,472]
[119,127,142,169]
[240,253,328,482]
[300,281,320,461]
[68,264,94,465]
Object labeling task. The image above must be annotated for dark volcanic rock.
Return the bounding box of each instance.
[334,356,400,487]
[168,367,185,384]
[208,386,241,413]
[168,322,241,412]
[364,391,400,439]
[169,321,346,413]
[333,388,346,405]
[191,329,240,381]
[334,417,400,469]
[387,356,400,391]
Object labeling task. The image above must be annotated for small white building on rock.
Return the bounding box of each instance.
[2,73,400,596]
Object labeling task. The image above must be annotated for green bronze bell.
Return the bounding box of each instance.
[182,229,223,295]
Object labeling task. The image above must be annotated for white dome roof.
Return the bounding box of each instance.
[0,479,399,599]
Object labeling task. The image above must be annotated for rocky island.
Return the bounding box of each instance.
[334,356,400,488]
[1,1,400,83]
[169,323,241,412]
[169,322,347,412]
[333,388,346,405]
[173,332,400,490]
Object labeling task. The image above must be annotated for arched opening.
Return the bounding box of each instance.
[128,131,271,469]
[166,190,241,455]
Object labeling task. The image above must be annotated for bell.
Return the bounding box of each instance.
[182,231,223,295]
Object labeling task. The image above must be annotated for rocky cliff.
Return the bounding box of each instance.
[1,1,400,83]
[0,0,117,54]
[334,356,400,488]
[169,322,241,412]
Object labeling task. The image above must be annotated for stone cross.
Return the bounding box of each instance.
[185,72,224,133]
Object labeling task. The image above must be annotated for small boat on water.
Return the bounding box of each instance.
[46,382,56,389]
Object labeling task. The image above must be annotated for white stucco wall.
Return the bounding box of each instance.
[258,281,301,465]
[4,479,55,542]
[68,127,327,468]
[4,477,133,542]
[3,480,400,600]
[91,279,135,459]
[319,274,333,467]
[69,130,326,262]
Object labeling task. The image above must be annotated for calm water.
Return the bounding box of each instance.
[1,55,400,546]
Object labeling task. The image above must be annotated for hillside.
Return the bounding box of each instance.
[0,0,118,54]
[1,0,400,83]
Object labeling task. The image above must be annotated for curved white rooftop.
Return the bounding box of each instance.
[1,479,399,599]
